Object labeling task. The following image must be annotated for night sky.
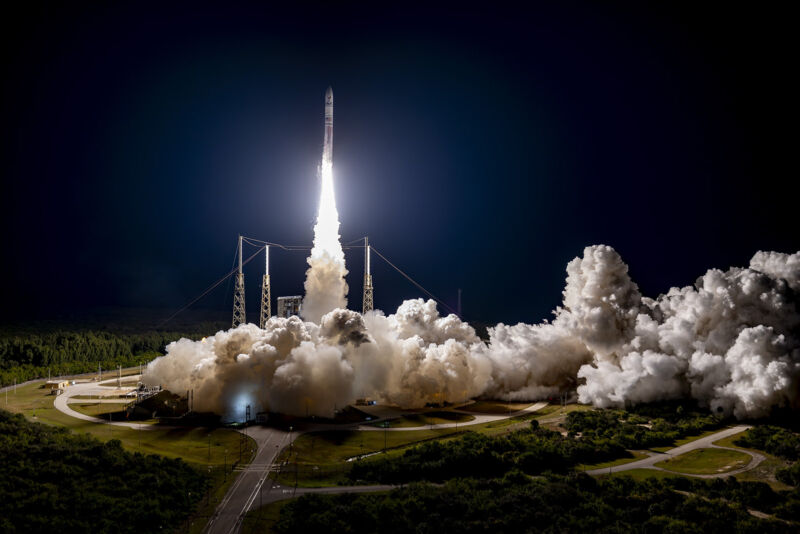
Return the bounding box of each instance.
[1,3,796,327]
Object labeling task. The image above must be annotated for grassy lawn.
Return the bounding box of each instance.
[269,404,563,488]
[71,401,133,417]
[376,411,475,428]
[270,426,481,487]
[3,379,255,466]
[713,431,793,490]
[655,448,751,475]
[461,400,532,414]
[577,451,648,471]
[649,426,730,453]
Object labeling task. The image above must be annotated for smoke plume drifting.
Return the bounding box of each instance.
[144,246,800,420]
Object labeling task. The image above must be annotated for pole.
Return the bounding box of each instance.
[239,235,243,274]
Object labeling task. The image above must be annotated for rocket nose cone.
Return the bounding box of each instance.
[326,86,333,103]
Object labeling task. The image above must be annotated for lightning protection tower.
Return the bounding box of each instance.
[363,237,374,313]
[232,235,246,327]
[259,245,271,328]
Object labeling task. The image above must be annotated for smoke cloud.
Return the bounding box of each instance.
[144,245,799,420]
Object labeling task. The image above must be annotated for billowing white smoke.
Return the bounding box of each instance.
[144,246,800,420]
[575,248,800,418]
[302,160,348,323]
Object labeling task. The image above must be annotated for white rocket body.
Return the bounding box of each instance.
[323,86,333,165]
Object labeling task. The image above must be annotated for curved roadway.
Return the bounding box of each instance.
[587,425,764,478]
[52,375,160,430]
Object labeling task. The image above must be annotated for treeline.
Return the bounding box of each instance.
[0,409,207,533]
[351,424,624,483]
[0,330,203,386]
[735,426,800,488]
[271,475,795,533]
[351,409,722,484]
[564,407,721,449]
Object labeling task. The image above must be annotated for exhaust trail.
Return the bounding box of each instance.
[302,86,348,324]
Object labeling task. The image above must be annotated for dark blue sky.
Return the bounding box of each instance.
[1,3,796,326]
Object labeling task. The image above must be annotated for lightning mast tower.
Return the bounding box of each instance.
[232,235,246,327]
[363,236,373,313]
[259,245,271,328]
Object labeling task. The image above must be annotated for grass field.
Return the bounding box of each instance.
[269,402,574,487]
[71,402,132,417]
[655,448,751,475]
[577,451,648,471]
[3,379,255,466]
[376,411,475,428]
[713,431,793,490]
[461,400,532,414]
[649,426,730,453]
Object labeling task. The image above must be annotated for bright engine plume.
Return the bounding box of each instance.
[302,87,348,324]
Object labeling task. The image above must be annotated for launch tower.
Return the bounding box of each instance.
[232,235,246,327]
[259,245,271,328]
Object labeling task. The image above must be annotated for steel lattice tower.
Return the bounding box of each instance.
[259,245,271,329]
[363,237,373,313]
[232,235,246,327]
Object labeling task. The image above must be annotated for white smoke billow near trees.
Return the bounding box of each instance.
[144,242,800,420]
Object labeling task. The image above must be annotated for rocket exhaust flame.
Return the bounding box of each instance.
[302,87,349,323]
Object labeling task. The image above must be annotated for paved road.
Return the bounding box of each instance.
[205,401,552,533]
[52,376,156,429]
[203,426,293,534]
[587,425,765,478]
[355,401,549,432]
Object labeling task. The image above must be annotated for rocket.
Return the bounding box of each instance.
[323,86,333,164]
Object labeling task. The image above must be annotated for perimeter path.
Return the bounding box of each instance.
[355,401,549,432]
[52,375,158,430]
[587,425,765,478]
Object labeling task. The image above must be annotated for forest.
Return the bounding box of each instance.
[0,409,207,533]
[0,329,203,386]
[272,475,796,533]
[350,409,722,484]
